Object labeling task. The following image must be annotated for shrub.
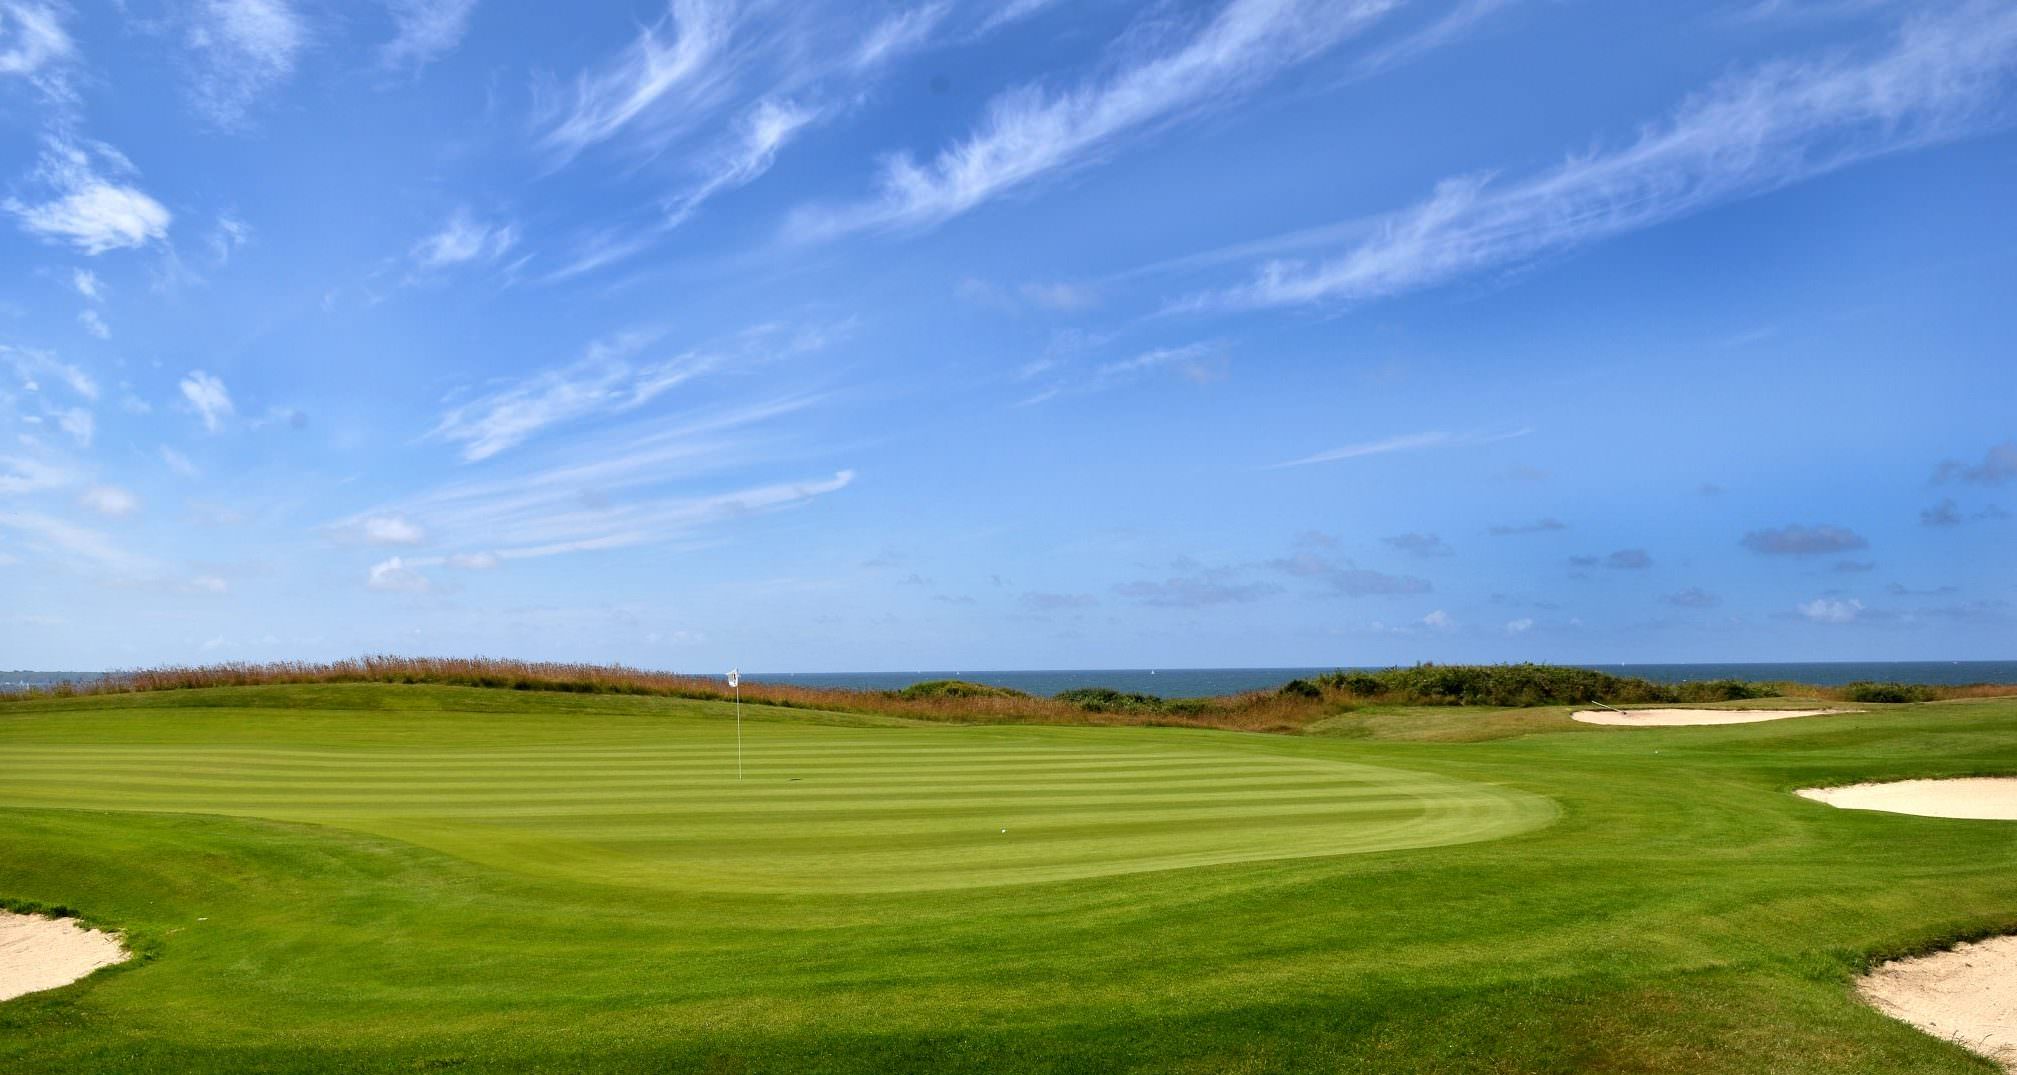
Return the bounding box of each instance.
[1842,682,1936,704]
[1306,663,1777,708]
[896,680,1028,700]
[1278,679,1322,699]
[1055,688,1171,713]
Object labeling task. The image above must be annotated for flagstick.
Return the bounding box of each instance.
[727,667,743,780]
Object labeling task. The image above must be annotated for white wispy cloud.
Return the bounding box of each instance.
[0,453,76,494]
[77,308,109,338]
[0,1,74,97]
[410,208,518,270]
[790,0,1395,240]
[0,510,159,578]
[52,405,91,446]
[1195,3,2017,310]
[429,331,709,461]
[5,345,98,399]
[182,0,309,128]
[180,370,235,432]
[6,136,172,254]
[430,324,832,461]
[361,514,425,545]
[534,0,736,161]
[366,555,430,592]
[1268,427,1531,468]
[160,445,201,477]
[79,484,139,518]
[209,212,251,264]
[666,97,819,227]
[71,267,99,299]
[379,0,477,72]
[345,393,846,577]
[1350,0,1517,80]
[1798,596,1864,623]
[975,0,1064,37]
[851,2,949,72]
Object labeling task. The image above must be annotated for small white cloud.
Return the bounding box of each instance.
[362,514,426,545]
[447,551,499,569]
[411,208,517,270]
[1019,281,1097,311]
[209,213,251,264]
[190,574,230,593]
[180,370,234,432]
[0,1,76,86]
[78,308,109,339]
[53,406,92,447]
[6,136,172,254]
[72,268,100,299]
[0,453,77,494]
[160,445,201,477]
[379,0,479,72]
[1504,617,1534,634]
[182,0,309,128]
[79,485,140,518]
[1798,597,1863,623]
[4,346,98,398]
[367,555,430,592]
[1422,609,1452,629]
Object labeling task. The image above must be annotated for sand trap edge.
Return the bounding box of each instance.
[1859,936,2017,1073]
[1796,777,2017,820]
[0,910,132,1003]
[1571,707,1855,727]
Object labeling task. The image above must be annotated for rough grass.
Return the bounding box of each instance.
[4,684,2017,1072]
[12,658,2014,739]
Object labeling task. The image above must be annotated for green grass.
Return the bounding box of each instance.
[4,683,2016,1072]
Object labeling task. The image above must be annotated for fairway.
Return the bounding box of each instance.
[0,689,1550,893]
[6,684,2017,1073]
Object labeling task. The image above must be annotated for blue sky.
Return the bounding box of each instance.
[2,0,2013,672]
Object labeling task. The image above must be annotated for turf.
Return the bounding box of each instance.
[3,684,2016,1073]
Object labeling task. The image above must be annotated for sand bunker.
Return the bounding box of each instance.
[1571,707,1850,727]
[1797,778,2017,820]
[1861,936,2017,1072]
[0,911,129,1002]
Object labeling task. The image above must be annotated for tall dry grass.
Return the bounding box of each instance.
[7,657,2010,734]
[0,656,1322,733]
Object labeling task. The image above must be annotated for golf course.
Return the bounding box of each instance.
[4,680,2017,1072]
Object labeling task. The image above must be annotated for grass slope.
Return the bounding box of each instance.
[3,684,2016,1073]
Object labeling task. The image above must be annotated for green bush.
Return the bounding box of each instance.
[1842,682,1936,703]
[1055,688,1173,713]
[896,680,1029,700]
[1278,679,1322,699]
[1304,663,1776,708]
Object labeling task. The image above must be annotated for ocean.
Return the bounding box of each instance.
[5,662,2013,698]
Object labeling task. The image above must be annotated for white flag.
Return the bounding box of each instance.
[726,668,740,689]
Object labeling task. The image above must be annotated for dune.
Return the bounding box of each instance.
[0,911,129,1003]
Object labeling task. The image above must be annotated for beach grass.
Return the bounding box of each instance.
[4,683,2017,1071]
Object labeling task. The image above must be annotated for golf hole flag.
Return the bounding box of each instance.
[727,668,739,689]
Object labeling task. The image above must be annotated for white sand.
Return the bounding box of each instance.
[0,911,129,1002]
[1571,707,1851,727]
[1860,936,2017,1072]
[1797,777,2017,820]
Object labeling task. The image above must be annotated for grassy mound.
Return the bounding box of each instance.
[893,679,1029,700]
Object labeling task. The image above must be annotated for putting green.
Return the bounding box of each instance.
[0,691,1551,893]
